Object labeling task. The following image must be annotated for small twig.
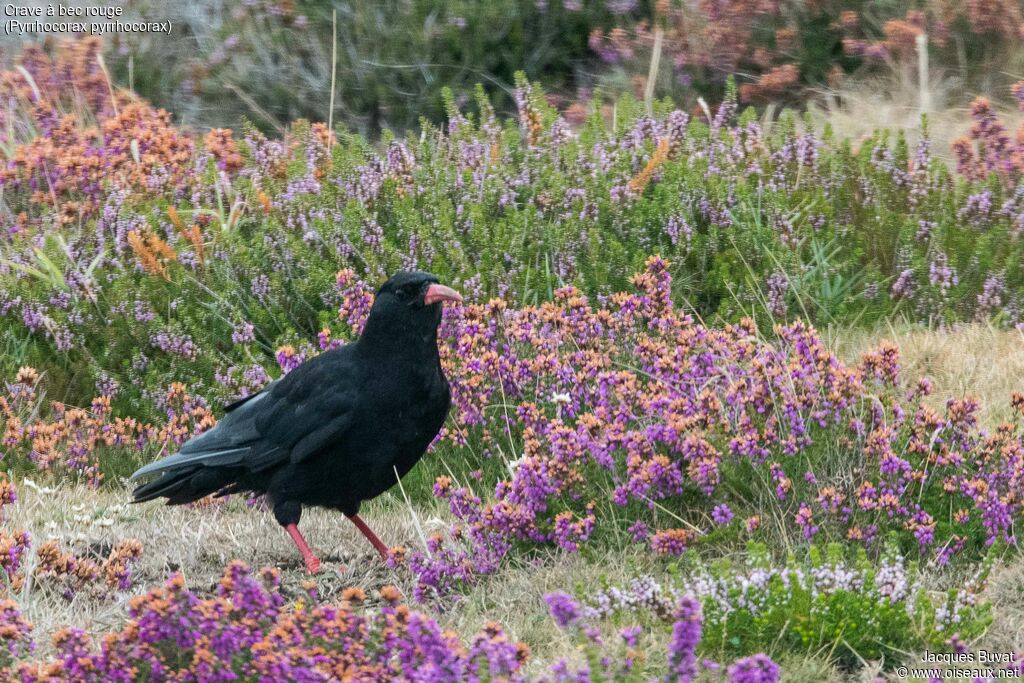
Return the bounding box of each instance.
[916,33,930,116]
[393,466,431,557]
[96,53,119,117]
[222,83,286,135]
[328,9,338,146]
[644,26,664,116]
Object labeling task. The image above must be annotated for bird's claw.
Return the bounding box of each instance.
[305,556,322,574]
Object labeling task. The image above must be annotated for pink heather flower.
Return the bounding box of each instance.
[0,599,34,659]
[650,529,693,556]
[890,268,915,300]
[275,345,305,373]
[766,271,788,318]
[620,625,642,647]
[795,503,818,539]
[627,520,650,541]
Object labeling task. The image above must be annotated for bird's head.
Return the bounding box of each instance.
[376,271,463,309]
[361,271,463,349]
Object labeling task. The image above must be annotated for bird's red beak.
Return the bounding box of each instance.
[423,283,463,306]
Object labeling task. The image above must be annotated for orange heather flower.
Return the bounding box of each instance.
[258,191,273,215]
[1011,391,1024,417]
[341,587,366,604]
[15,367,39,387]
[203,128,244,173]
[379,585,402,604]
[167,206,184,232]
[188,224,205,268]
[127,230,176,280]
[628,137,670,194]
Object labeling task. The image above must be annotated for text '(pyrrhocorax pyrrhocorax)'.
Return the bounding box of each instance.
[130,271,461,573]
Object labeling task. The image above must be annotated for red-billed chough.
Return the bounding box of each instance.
[130,271,462,573]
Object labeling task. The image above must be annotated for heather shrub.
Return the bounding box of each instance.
[4,58,1024,419]
[575,542,992,668]
[0,559,787,682]
[0,367,213,485]
[0,474,143,602]
[591,0,1023,106]
[250,261,1022,606]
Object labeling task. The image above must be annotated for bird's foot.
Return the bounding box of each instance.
[305,555,322,574]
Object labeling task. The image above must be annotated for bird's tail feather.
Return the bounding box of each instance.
[131,467,238,505]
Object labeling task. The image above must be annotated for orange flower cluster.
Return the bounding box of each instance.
[168,206,205,269]
[840,3,1022,63]
[0,37,126,135]
[739,63,799,103]
[35,540,102,588]
[0,368,215,487]
[2,103,196,218]
[127,229,177,280]
[203,128,245,173]
[628,137,671,193]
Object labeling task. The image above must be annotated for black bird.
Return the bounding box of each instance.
[130,271,462,573]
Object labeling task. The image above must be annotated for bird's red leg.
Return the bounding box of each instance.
[284,523,321,574]
[346,514,389,559]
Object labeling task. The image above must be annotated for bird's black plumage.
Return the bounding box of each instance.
[130,271,460,568]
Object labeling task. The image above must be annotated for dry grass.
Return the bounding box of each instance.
[977,552,1024,654]
[829,322,1024,662]
[4,478,673,675]
[806,67,1024,166]
[826,322,1024,426]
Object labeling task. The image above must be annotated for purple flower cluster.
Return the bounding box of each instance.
[541,589,780,683]
[1,562,532,681]
[316,258,1024,600]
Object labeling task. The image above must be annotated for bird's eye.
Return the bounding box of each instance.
[395,287,409,300]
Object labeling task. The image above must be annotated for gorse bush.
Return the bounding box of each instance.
[4,45,1024,418]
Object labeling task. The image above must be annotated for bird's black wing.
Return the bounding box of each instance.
[130,348,358,481]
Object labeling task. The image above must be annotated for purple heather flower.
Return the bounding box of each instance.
[711,504,733,525]
[619,625,642,647]
[890,268,915,300]
[545,592,582,628]
[666,596,701,682]
[766,271,788,318]
[728,653,781,683]
[231,321,255,345]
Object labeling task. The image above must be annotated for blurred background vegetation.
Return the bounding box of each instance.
[6,0,1012,138]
